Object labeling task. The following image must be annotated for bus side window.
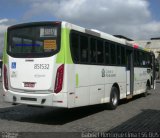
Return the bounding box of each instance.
[144,52,148,67]
[105,42,110,65]
[117,45,121,65]
[110,43,116,65]
[150,55,153,68]
[70,32,79,63]
[90,38,96,64]
[134,50,137,66]
[126,50,131,70]
[80,35,89,63]
[97,39,104,64]
[121,46,125,66]
[146,54,151,67]
[137,51,140,66]
[139,52,143,66]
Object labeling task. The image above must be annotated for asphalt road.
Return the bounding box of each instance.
[0,81,160,133]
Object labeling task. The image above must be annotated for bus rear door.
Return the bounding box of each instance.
[126,48,134,98]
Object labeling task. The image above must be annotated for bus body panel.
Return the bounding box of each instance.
[134,67,150,95]
[4,90,68,107]
[74,65,91,107]
[63,64,75,108]
[9,56,57,91]
[74,64,105,107]
[73,65,127,107]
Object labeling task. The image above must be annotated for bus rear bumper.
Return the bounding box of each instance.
[3,90,68,108]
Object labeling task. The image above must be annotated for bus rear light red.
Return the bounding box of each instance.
[54,64,64,93]
[133,44,139,49]
[3,65,8,90]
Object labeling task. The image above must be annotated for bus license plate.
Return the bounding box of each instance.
[23,82,36,88]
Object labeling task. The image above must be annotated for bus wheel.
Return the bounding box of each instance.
[143,85,149,97]
[108,87,119,110]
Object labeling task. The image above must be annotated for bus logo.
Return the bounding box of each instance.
[11,62,16,69]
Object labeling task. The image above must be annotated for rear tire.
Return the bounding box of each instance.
[108,87,119,110]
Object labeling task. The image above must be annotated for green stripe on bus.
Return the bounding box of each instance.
[3,32,8,64]
[56,28,73,64]
[76,73,79,88]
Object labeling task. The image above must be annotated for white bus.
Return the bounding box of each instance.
[2,21,156,109]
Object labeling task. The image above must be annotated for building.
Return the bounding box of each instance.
[133,38,160,79]
[133,38,160,58]
[115,35,160,79]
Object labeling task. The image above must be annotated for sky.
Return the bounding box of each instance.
[0,0,160,56]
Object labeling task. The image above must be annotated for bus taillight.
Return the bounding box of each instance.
[54,64,64,93]
[3,65,8,90]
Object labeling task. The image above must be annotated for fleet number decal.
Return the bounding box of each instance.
[34,64,49,69]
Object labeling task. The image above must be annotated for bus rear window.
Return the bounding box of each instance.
[7,23,61,58]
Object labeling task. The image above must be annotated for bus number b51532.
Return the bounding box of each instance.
[34,64,49,70]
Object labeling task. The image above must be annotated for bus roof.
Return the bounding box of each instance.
[62,21,127,45]
[62,21,148,51]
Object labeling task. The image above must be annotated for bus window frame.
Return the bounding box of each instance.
[7,22,61,58]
